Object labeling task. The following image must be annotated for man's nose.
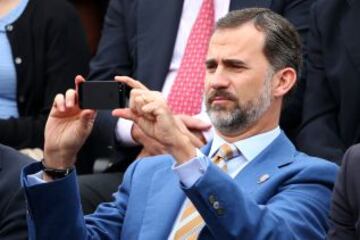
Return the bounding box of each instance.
[208,68,230,89]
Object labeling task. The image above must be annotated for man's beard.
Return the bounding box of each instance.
[206,74,272,135]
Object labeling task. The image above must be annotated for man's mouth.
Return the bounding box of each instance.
[207,91,237,105]
[210,96,233,104]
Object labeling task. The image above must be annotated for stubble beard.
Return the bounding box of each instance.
[206,73,273,136]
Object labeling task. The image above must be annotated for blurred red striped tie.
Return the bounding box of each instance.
[167,0,215,115]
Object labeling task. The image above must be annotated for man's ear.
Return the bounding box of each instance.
[271,67,296,98]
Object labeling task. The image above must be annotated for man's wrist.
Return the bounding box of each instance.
[43,149,76,169]
[41,160,73,180]
[168,134,196,164]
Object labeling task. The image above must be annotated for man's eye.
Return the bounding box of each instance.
[230,65,246,71]
[206,64,217,72]
[231,64,243,68]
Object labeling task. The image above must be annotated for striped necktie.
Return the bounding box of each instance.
[174,143,240,239]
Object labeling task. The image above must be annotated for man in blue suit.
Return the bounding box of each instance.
[22,9,337,239]
[81,0,313,170]
[78,0,314,213]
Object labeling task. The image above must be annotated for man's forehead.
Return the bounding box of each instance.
[210,23,265,47]
[207,23,266,60]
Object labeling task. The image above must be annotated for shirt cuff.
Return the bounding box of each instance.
[26,171,46,186]
[115,118,139,146]
[172,149,209,188]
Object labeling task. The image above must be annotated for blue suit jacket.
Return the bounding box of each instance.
[23,133,338,239]
[85,0,313,170]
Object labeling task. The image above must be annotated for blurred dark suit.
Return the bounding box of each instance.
[297,0,360,164]
[0,144,33,239]
[328,144,360,239]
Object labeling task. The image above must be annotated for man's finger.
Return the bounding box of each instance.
[80,110,97,126]
[75,75,86,92]
[175,117,206,147]
[138,102,156,121]
[187,131,205,148]
[115,76,148,90]
[191,130,207,145]
[65,89,76,108]
[178,114,211,130]
[53,94,65,112]
[112,108,137,122]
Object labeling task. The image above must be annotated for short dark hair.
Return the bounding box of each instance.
[216,8,302,78]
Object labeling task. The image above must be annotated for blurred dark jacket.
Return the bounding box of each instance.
[0,144,34,239]
[297,0,360,164]
[1,0,90,149]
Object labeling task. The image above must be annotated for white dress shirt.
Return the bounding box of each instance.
[115,0,231,146]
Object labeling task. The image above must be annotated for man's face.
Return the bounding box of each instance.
[205,23,274,135]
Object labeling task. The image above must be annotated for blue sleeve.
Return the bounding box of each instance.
[22,160,138,240]
[183,161,338,240]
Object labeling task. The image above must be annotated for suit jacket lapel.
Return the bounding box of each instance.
[139,142,212,238]
[139,136,294,238]
[230,0,271,11]
[233,133,296,194]
[139,158,185,239]
[342,0,360,75]
[137,0,184,90]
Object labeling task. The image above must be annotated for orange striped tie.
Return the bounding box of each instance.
[174,144,240,240]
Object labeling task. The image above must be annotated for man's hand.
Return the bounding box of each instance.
[113,76,197,164]
[132,123,167,157]
[175,114,211,147]
[44,76,96,171]
[132,115,211,158]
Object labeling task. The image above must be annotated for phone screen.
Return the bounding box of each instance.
[78,81,127,109]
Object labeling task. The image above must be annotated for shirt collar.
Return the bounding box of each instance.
[209,126,281,162]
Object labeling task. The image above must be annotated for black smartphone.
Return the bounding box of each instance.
[78,81,127,109]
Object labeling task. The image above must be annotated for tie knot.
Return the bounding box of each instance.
[214,143,240,162]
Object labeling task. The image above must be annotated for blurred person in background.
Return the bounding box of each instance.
[298,0,360,238]
[0,0,90,158]
[329,144,360,239]
[0,143,34,239]
[296,0,360,165]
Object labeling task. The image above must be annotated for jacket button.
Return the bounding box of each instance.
[212,201,220,210]
[216,208,225,215]
[6,24,13,31]
[212,201,225,215]
[208,194,216,204]
[15,57,22,65]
